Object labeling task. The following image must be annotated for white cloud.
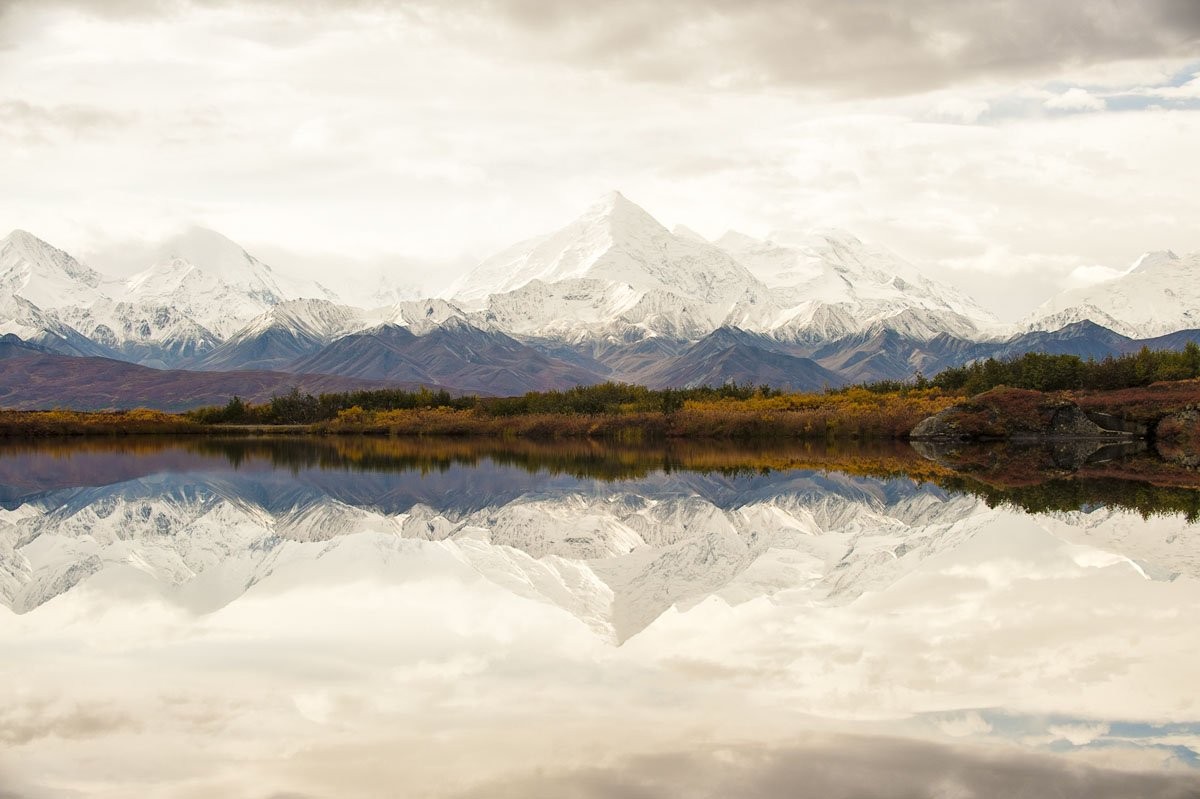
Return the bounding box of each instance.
[1048,722,1111,746]
[1136,70,1200,100]
[1044,87,1108,111]
[289,117,332,152]
[931,96,990,123]
[1065,263,1125,288]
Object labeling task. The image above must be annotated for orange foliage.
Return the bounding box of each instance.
[315,388,960,442]
[0,409,202,437]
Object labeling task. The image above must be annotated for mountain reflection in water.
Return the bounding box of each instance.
[0,436,1197,799]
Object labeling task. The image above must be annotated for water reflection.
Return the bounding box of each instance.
[0,437,1197,798]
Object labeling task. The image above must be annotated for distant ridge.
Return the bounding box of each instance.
[0,349,430,411]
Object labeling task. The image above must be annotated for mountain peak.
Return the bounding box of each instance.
[588,189,630,211]
[580,190,664,234]
[0,228,105,307]
[672,224,709,243]
[715,230,764,250]
[1027,250,1200,338]
[4,229,43,247]
[1128,250,1179,274]
[2,229,74,262]
[155,226,261,273]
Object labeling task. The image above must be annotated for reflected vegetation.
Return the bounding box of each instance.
[2,434,1198,519]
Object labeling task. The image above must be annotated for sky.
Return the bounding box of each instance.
[1,0,1200,320]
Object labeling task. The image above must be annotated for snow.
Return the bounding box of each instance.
[1025,249,1200,338]
[4,201,1199,371]
[450,192,770,340]
[716,228,1001,342]
[447,197,999,344]
[228,298,368,343]
[0,227,346,363]
[0,230,114,309]
[123,227,340,339]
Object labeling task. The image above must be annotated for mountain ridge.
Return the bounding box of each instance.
[4,195,1200,397]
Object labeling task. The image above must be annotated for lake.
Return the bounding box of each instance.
[1,436,1198,798]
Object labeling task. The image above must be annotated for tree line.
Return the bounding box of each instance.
[187,342,1200,426]
[928,343,1200,394]
[187,382,788,425]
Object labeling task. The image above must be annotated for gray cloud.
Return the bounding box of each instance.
[4,0,1199,96]
[0,700,139,746]
[453,735,1200,799]
[0,99,128,145]
[453,0,1200,96]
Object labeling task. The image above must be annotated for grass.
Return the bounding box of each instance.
[0,408,202,437]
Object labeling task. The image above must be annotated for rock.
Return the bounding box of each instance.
[1046,406,1113,437]
[1082,410,1148,436]
[1155,408,1200,467]
[909,407,969,441]
[910,389,1142,442]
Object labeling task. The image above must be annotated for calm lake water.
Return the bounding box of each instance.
[1,437,1198,798]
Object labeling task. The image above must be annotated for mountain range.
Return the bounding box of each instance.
[2,192,1200,408]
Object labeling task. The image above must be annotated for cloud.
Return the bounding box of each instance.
[931,96,990,124]
[0,700,139,746]
[452,736,1200,799]
[1049,722,1112,746]
[6,0,1200,96]
[379,1,1200,97]
[1065,263,1125,288]
[0,99,127,145]
[1045,88,1108,112]
[937,711,994,738]
[1,0,1200,323]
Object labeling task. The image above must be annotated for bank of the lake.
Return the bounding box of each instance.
[0,386,959,441]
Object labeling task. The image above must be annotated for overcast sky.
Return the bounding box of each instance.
[2,0,1199,319]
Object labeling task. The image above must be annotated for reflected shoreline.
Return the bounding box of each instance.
[2,435,1198,519]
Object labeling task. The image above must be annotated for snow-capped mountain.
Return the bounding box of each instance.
[448,194,1000,346]
[376,298,470,335]
[0,229,114,309]
[290,316,602,395]
[55,299,220,367]
[124,227,339,339]
[5,194,1200,396]
[0,291,114,357]
[349,268,429,308]
[716,229,1000,342]
[628,326,846,391]
[197,298,475,372]
[1025,250,1200,338]
[195,298,367,371]
[0,230,124,355]
[0,227,347,367]
[451,192,770,340]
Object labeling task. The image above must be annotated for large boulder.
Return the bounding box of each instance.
[910,387,1141,441]
[909,406,970,441]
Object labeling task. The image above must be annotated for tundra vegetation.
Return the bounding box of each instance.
[185,382,957,441]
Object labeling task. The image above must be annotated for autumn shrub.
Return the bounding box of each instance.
[0,409,202,437]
